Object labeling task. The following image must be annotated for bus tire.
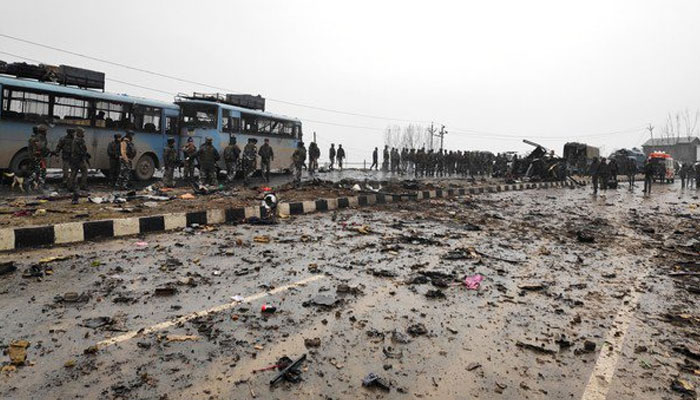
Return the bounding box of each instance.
[10,149,32,176]
[134,154,156,181]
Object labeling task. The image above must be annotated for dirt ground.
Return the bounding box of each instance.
[0,182,698,400]
[0,169,490,228]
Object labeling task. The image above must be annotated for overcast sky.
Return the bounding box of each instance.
[2,0,699,162]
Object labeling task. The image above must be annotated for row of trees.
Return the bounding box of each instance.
[661,109,699,139]
[383,124,433,149]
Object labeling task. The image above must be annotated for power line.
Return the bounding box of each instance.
[0,32,431,123]
[0,50,178,96]
[0,41,650,144]
[449,126,645,140]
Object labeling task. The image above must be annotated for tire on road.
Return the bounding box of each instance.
[134,154,156,181]
[10,148,32,176]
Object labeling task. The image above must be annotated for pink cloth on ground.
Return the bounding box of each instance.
[464,274,484,290]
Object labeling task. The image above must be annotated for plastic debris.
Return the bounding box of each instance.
[464,274,484,290]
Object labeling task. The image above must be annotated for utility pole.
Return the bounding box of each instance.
[430,125,447,151]
[647,124,654,141]
[437,125,447,151]
[313,131,316,143]
[427,123,437,150]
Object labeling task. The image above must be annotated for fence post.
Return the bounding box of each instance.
[364,160,366,170]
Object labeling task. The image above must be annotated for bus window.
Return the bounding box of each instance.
[181,103,217,129]
[166,116,178,136]
[283,122,294,136]
[131,105,162,133]
[257,119,272,134]
[271,120,283,135]
[222,109,241,133]
[53,95,92,126]
[1,88,50,122]
[95,101,127,129]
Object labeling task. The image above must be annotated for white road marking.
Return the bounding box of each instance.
[96,274,324,350]
[580,279,643,400]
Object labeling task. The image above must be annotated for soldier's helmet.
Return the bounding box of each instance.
[167,137,175,143]
[205,137,213,143]
[33,124,48,134]
[75,127,85,137]
[114,134,122,139]
[230,136,236,144]
[298,141,304,148]
[125,130,135,138]
[66,128,76,134]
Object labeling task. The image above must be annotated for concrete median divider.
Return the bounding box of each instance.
[0,180,574,252]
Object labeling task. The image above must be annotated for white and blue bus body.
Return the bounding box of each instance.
[0,76,179,180]
[176,99,302,172]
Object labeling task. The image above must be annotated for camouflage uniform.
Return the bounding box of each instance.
[336,146,345,170]
[292,143,307,184]
[106,135,122,185]
[69,128,89,191]
[197,138,220,186]
[55,129,74,187]
[116,133,135,190]
[182,140,198,183]
[27,125,50,189]
[223,138,241,182]
[242,140,257,184]
[162,139,178,187]
[258,141,274,182]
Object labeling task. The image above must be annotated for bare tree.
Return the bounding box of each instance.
[662,109,699,141]
[384,124,428,149]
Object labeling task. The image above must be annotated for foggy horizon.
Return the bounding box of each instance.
[2,0,699,162]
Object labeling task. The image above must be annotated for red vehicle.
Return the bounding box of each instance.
[648,152,675,183]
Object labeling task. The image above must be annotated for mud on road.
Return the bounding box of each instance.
[0,169,489,228]
[0,184,698,399]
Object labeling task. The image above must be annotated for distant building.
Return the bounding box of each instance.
[641,136,700,163]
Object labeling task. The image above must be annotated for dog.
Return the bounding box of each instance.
[3,170,34,192]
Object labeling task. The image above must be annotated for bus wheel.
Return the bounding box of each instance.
[135,155,156,181]
[10,149,32,176]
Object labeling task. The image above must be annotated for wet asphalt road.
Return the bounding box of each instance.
[0,182,698,400]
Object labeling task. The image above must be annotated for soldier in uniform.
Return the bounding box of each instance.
[329,144,336,170]
[223,136,241,183]
[182,137,198,184]
[308,142,320,175]
[243,138,258,185]
[370,147,378,170]
[292,141,307,185]
[116,131,136,190]
[162,137,178,187]
[258,138,274,182]
[69,128,90,196]
[336,144,345,170]
[589,157,600,195]
[643,158,654,195]
[106,134,122,186]
[54,128,74,187]
[197,137,220,186]
[598,157,610,190]
[27,124,50,189]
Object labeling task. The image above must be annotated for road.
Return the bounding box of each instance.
[0,182,698,399]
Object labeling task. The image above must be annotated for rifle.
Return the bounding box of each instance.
[270,354,306,386]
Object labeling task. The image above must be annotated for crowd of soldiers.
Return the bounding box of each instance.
[370,146,496,177]
[23,124,320,193]
[26,124,136,201]
[22,125,700,196]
